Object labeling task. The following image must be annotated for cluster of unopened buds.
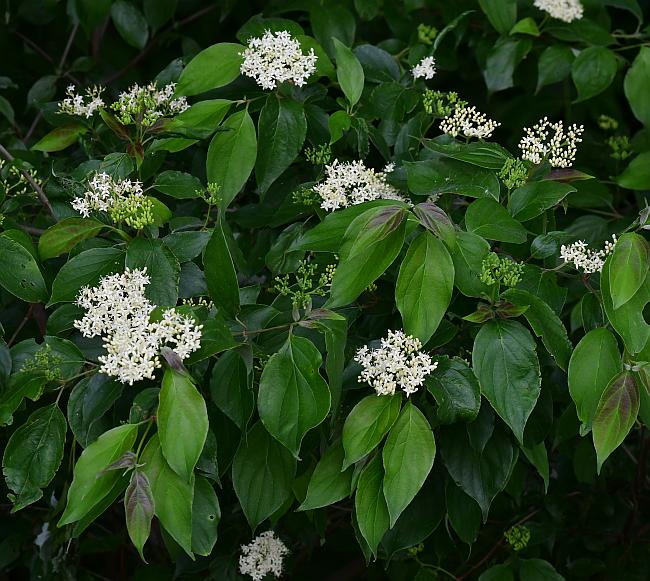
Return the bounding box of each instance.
[240,30,317,90]
[519,117,584,168]
[355,330,437,397]
[560,235,617,274]
[314,159,404,211]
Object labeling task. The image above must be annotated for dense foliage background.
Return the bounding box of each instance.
[1,0,650,579]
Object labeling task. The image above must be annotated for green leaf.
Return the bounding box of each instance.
[592,371,640,473]
[406,159,501,200]
[258,335,330,456]
[396,231,454,344]
[446,480,482,544]
[342,394,402,469]
[206,110,257,210]
[624,47,650,126]
[465,198,527,244]
[111,0,149,50]
[510,17,540,36]
[382,402,435,526]
[185,316,237,363]
[298,441,354,511]
[210,350,253,431]
[333,37,364,107]
[153,171,203,199]
[601,258,650,355]
[479,0,516,34]
[501,288,572,370]
[0,233,48,303]
[140,433,193,556]
[165,99,232,138]
[608,232,649,309]
[355,454,389,557]
[425,356,481,424]
[617,152,650,190]
[191,476,220,556]
[508,181,576,221]
[67,373,124,447]
[158,368,208,481]
[473,320,541,444]
[125,238,180,307]
[568,328,623,436]
[59,423,139,526]
[2,404,66,511]
[124,471,155,562]
[32,124,88,152]
[446,230,490,298]
[440,415,518,520]
[203,221,240,316]
[143,0,175,31]
[176,43,244,96]
[49,247,125,305]
[423,139,512,170]
[255,96,307,192]
[571,46,618,102]
[231,422,296,530]
[519,559,565,581]
[479,564,515,581]
[522,441,550,492]
[328,206,406,308]
[537,46,574,92]
[38,218,106,261]
[484,38,530,93]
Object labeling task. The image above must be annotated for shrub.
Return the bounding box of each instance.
[1,1,649,579]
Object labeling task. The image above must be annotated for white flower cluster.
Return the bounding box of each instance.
[72,172,144,218]
[240,30,317,90]
[314,159,403,211]
[440,105,500,139]
[519,117,584,168]
[239,531,289,581]
[560,235,617,274]
[355,330,437,397]
[74,268,202,384]
[412,56,437,80]
[534,0,583,23]
[112,82,189,126]
[58,85,105,118]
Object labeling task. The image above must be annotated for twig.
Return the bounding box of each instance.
[0,143,56,219]
[58,22,79,70]
[8,305,33,346]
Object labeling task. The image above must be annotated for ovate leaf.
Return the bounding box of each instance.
[333,37,364,107]
[176,43,244,96]
[472,320,541,443]
[203,221,240,316]
[624,46,650,126]
[158,368,209,481]
[38,218,106,261]
[592,371,639,473]
[124,471,155,562]
[258,335,330,456]
[608,232,649,309]
[355,454,389,557]
[0,233,48,303]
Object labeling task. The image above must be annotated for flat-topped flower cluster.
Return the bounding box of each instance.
[440,104,500,139]
[74,268,202,384]
[355,330,437,396]
[560,235,617,274]
[314,159,403,211]
[240,30,317,90]
[519,117,584,168]
[534,0,583,23]
[239,531,289,581]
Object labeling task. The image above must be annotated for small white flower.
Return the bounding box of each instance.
[58,85,104,118]
[74,268,202,384]
[519,117,584,168]
[560,234,617,274]
[239,531,289,581]
[313,159,404,212]
[355,330,437,397]
[534,0,583,23]
[240,30,317,90]
[412,56,437,80]
[440,104,500,139]
[71,172,144,218]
